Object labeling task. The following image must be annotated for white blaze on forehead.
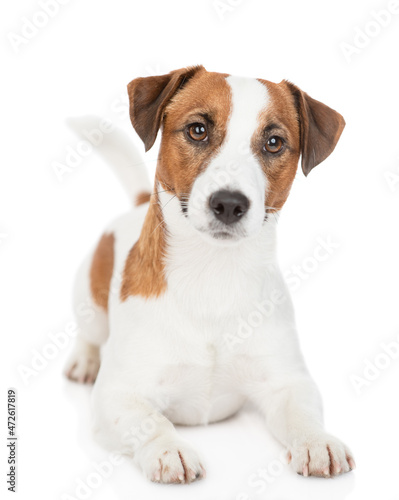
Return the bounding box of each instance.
[225,76,269,150]
[186,75,271,239]
[206,76,270,193]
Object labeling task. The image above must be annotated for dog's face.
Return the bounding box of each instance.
[128,66,345,244]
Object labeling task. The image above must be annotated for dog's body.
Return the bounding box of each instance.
[65,66,355,483]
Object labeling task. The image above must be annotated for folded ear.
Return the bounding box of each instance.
[284,81,345,176]
[127,65,205,151]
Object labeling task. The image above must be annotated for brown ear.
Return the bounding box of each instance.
[127,65,205,151]
[284,81,345,176]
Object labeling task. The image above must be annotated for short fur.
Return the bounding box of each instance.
[64,66,354,484]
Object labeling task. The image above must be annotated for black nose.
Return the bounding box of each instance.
[209,190,250,225]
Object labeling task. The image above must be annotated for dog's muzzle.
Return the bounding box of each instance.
[209,190,249,225]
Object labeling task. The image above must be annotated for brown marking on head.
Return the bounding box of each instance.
[284,81,346,176]
[253,80,301,212]
[122,67,345,294]
[121,66,235,300]
[157,70,232,201]
[135,191,152,206]
[254,79,345,212]
[128,66,232,202]
[120,190,167,300]
[128,65,206,152]
[90,232,115,310]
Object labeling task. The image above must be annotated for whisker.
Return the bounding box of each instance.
[149,219,166,237]
[160,194,177,211]
[156,177,175,194]
[148,189,174,197]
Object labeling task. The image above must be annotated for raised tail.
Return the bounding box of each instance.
[66,115,152,206]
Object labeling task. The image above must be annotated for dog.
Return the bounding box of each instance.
[64,65,355,484]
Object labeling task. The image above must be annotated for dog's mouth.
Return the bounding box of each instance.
[183,192,261,244]
[195,223,248,244]
[211,230,236,240]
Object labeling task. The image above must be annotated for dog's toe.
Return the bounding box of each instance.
[139,438,205,484]
[290,433,355,478]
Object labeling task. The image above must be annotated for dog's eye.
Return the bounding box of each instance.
[264,136,284,153]
[187,123,208,142]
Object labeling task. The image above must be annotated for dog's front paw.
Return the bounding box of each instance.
[138,437,206,484]
[289,433,355,478]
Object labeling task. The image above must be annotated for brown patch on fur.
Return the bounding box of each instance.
[284,81,345,176]
[255,79,345,212]
[120,190,167,300]
[123,68,234,300]
[128,66,206,152]
[135,191,151,206]
[128,66,344,220]
[157,71,232,200]
[254,80,301,212]
[90,233,115,310]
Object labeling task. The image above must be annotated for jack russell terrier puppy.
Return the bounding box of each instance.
[64,65,355,484]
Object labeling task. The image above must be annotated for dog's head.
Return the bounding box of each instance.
[127,66,345,244]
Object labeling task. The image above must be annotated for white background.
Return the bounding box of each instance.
[2,0,399,499]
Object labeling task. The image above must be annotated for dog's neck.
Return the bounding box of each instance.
[121,188,279,308]
[120,190,167,300]
[160,191,279,316]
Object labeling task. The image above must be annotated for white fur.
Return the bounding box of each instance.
[66,115,151,204]
[65,80,354,483]
[188,77,268,241]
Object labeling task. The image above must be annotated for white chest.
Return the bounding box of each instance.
[106,212,287,425]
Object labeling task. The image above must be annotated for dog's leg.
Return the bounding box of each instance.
[91,383,206,484]
[64,335,101,384]
[248,372,355,477]
[64,254,108,384]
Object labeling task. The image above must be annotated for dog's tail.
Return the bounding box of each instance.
[66,115,152,206]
